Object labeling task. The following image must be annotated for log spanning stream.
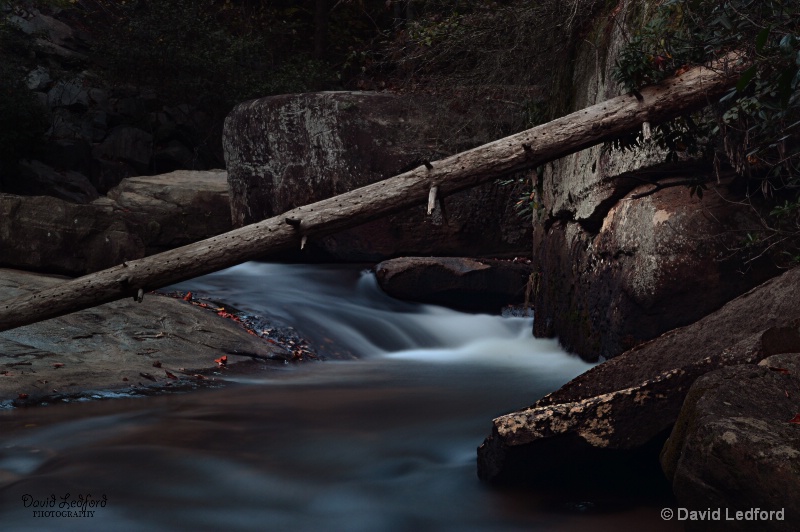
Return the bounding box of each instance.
[0,263,677,530]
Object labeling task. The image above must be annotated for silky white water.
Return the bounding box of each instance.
[0,263,677,531]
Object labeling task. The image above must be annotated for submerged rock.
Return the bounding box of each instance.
[660,353,800,531]
[477,266,800,487]
[375,257,533,313]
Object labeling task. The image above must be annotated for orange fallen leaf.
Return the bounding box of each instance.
[214,355,228,368]
[769,367,790,375]
[52,363,65,369]
[165,370,178,380]
[788,414,800,424]
[18,393,29,399]
[183,292,193,301]
[194,374,206,380]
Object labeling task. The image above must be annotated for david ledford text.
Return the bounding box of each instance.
[679,507,784,521]
[22,493,107,513]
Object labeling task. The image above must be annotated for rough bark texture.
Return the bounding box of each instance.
[0,58,742,332]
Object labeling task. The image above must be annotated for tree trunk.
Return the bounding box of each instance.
[0,56,744,332]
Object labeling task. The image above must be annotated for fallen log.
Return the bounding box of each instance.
[0,56,744,332]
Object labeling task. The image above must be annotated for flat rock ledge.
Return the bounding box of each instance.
[0,268,290,406]
[660,353,800,531]
[478,266,800,490]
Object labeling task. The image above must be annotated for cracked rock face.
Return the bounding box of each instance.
[477,267,800,487]
[661,354,800,531]
[223,92,532,262]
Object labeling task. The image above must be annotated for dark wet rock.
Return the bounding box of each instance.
[26,66,51,91]
[93,126,153,174]
[8,9,76,50]
[47,78,89,110]
[42,138,93,175]
[375,257,533,313]
[13,159,98,204]
[0,170,230,275]
[0,268,290,404]
[152,140,203,173]
[533,180,777,361]
[477,266,800,486]
[0,193,143,275]
[224,91,532,261]
[660,354,800,531]
[106,170,231,254]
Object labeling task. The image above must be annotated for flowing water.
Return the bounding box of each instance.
[0,263,679,531]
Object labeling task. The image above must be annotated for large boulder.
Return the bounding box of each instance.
[0,170,230,275]
[106,170,231,255]
[375,257,533,313]
[529,2,778,360]
[223,91,532,261]
[477,266,800,486]
[660,353,800,531]
[534,179,776,360]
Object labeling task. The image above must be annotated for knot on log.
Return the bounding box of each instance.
[285,217,302,228]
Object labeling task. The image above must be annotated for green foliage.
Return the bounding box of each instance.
[613,0,800,264]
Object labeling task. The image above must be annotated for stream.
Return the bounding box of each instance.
[0,263,679,531]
